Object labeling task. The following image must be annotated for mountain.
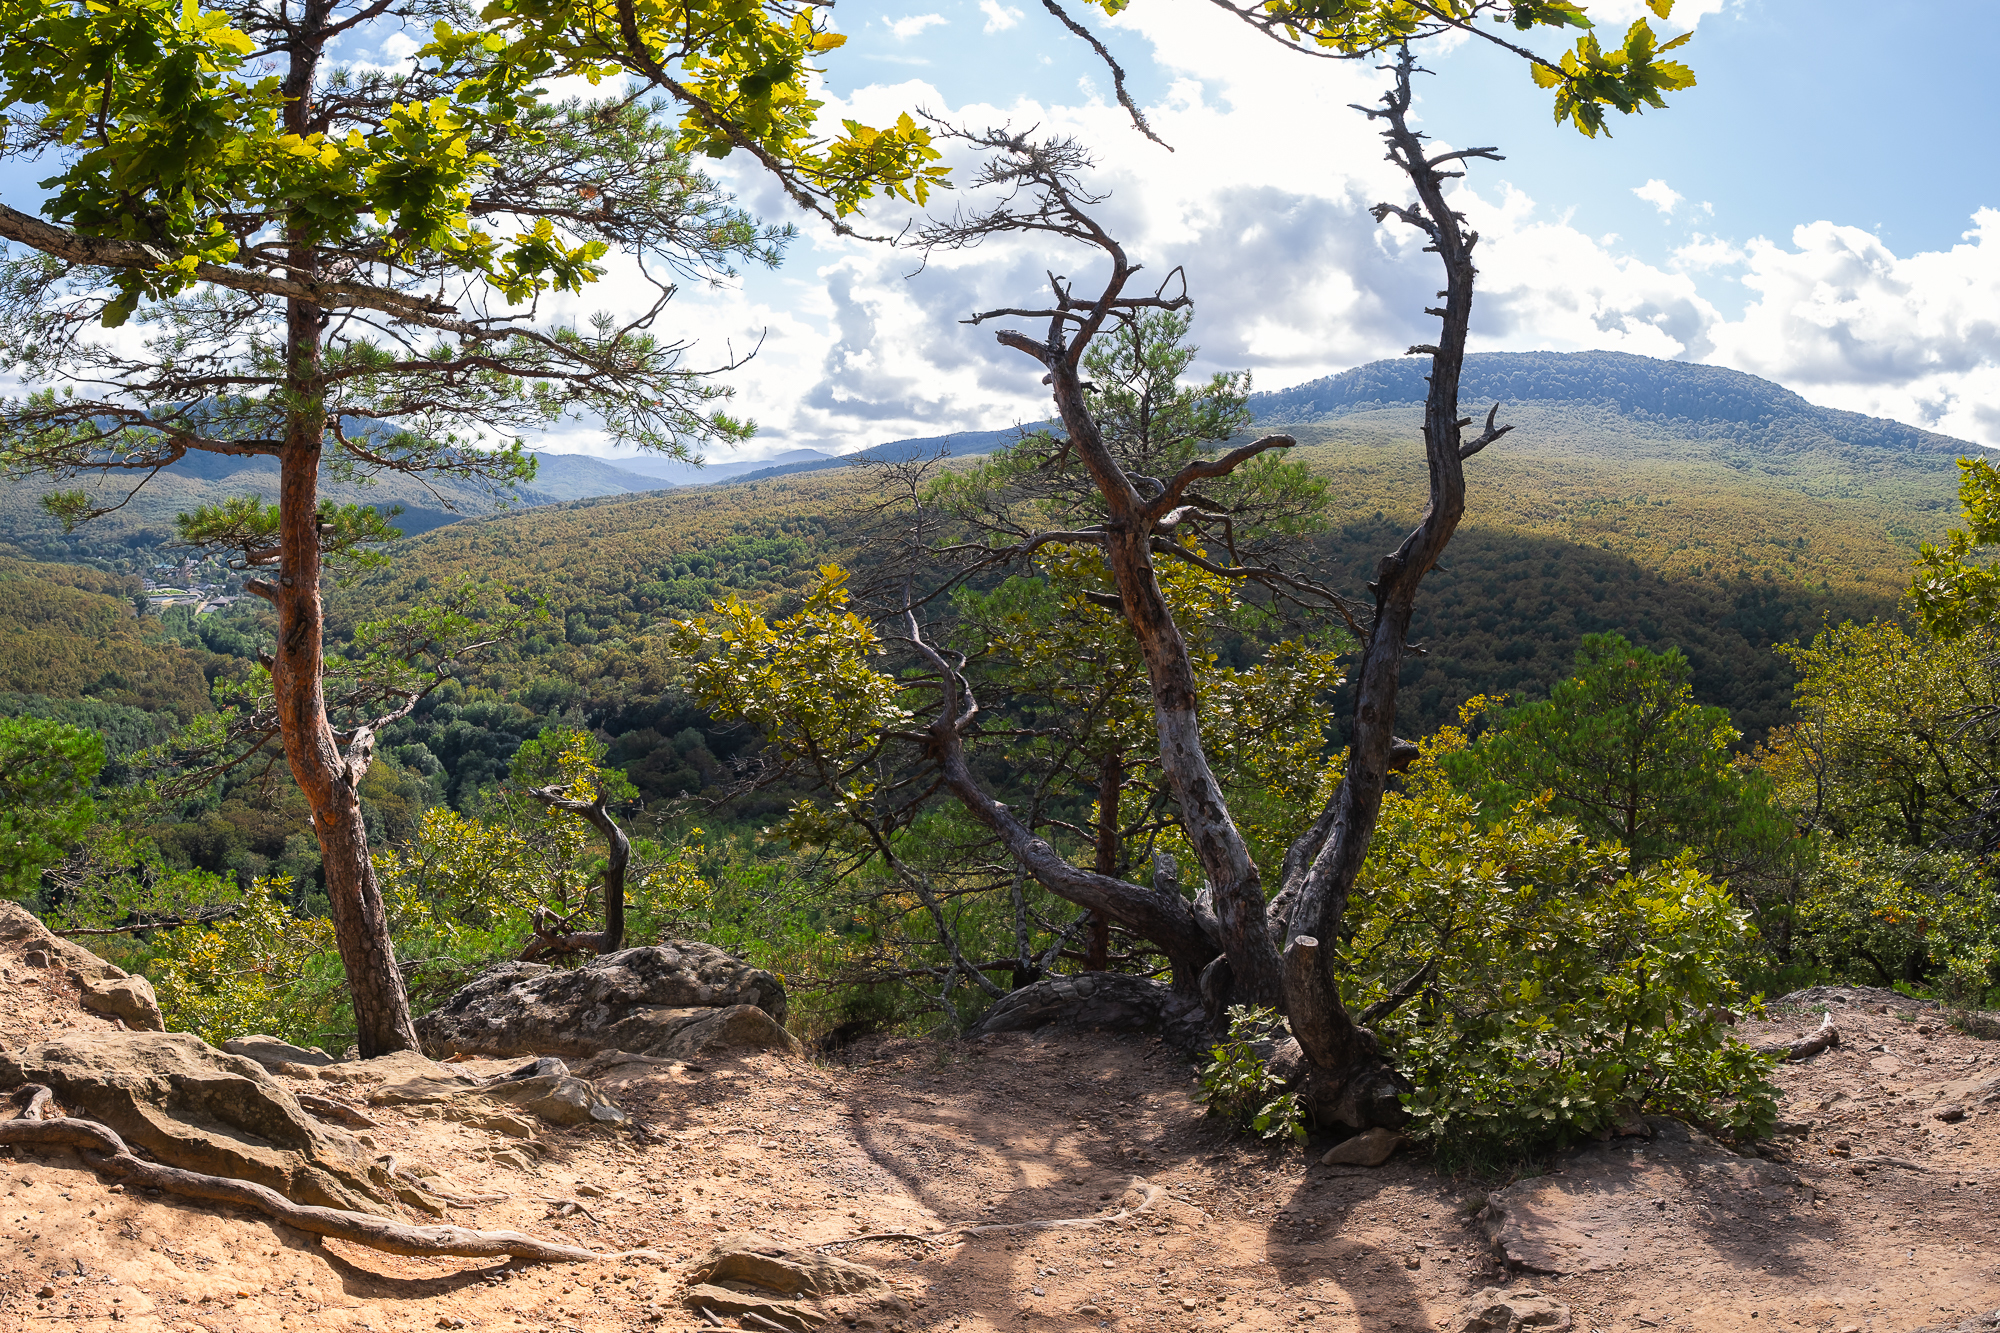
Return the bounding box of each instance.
[606,447,836,485]
[0,449,676,560]
[1,350,1978,810]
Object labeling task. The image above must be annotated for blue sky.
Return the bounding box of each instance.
[6,0,1998,460]
[605,0,2000,460]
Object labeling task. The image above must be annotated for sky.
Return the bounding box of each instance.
[7,0,1999,463]
[571,0,2000,463]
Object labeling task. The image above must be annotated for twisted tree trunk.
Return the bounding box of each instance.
[258,0,419,1058]
[1268,54,1512,1123]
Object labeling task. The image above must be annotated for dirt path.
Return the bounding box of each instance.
[3,932,1998,1333]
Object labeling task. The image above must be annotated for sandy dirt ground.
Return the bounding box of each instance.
[2,929,1998,1333]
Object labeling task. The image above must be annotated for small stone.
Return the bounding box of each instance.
[1079,1305,1101,1316]
[1320,1127,1406,1168]
[1936,1106,1968,1123]
[575,1183,607,1197]
[36,1285,54,1299]
[438,1318,467,1329]
[488,1148,536,1171]
[1404,1254,1422,1270]
[1450,1286,1572,1333]
[1181,1298,1199,1311]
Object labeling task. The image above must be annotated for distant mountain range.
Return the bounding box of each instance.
[0,352,1978,563]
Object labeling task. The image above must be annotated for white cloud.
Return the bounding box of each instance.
[518,0,2000,460]
[1703,211,2000,442]
[1632,178,1683,217]
[885,13,948,39]
[1673,233,1745,271]
[979,0,1024,33]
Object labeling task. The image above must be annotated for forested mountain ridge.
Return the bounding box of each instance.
[1252,349,1968,465]
[0,448,677,561]
[0,351,1976,818]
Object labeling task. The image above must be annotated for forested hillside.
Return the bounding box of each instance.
[0,448,677,562]
[305,351,1964,807]
[0,352,1972,859]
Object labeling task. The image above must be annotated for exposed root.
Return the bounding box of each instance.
[819,1176,1166,1249]
[0,1084,646,1265]
[1754,1012,1839,1061]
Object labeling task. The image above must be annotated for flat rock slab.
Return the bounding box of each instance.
[964,972,1210,1050]
[369,1056,626,1127]
[0,1030,390,1213]
[1486,1120,1808,1276]
[223,1034,335,1068]
[415,943,797,1061]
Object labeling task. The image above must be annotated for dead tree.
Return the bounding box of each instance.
[518,782,633,959]
[907,51,1510,1124]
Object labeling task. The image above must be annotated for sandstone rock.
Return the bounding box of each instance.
[1484,1129,1806,1275]
[293,1092,377,1129]
[686,1242,888,1298]
[644,1004,799,1062]
[0,1030,390,1213]
[684,1240,886,1326]
[368,1055,625,1127]
[415,944,795,1061]
[79,974,164,1031]
[0,901,129,985]
[222,1035,334,1069]
[481,1070,603,1127]
[465,1109,537,1138]
[683,1283,823,1331]
[964,972,1210,1050]
[1320,1127,1405,1167]
[1451,1287,1573,1333]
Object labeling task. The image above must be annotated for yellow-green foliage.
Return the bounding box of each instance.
[147,878,344,1048]
[0,555,213,717]
[1351,731,1776,1155]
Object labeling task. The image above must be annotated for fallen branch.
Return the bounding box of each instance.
[0,1086,645,1264]
[1754,1013,1838,1061]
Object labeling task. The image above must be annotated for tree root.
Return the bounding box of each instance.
[1754,1013,1839,1061]
[1,1086,649,1265]
[818,1176,1166,1249]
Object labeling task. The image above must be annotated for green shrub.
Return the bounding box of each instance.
[1196,1005,1307,1144]
[1349,732,1779,1162]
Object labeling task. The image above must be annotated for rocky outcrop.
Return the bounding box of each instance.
[0,902,164,1030]
[682,1239,892,1332]
[1320,1126,1406,1167]
[79,974,165,1032]
[223,1034,336,1069]
[368,1055,627,1127]
[964,972,1210,1050]
[1481,1117,1807,1276]
[0,1030,390,1212]
[415,943,799,1061]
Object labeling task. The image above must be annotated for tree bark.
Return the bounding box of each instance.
[262,0,419,1058]
[1012,332,1284,1011]
[1087,753,1121,971]
[1270,54,1510,1121]
[519,784,631,957]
